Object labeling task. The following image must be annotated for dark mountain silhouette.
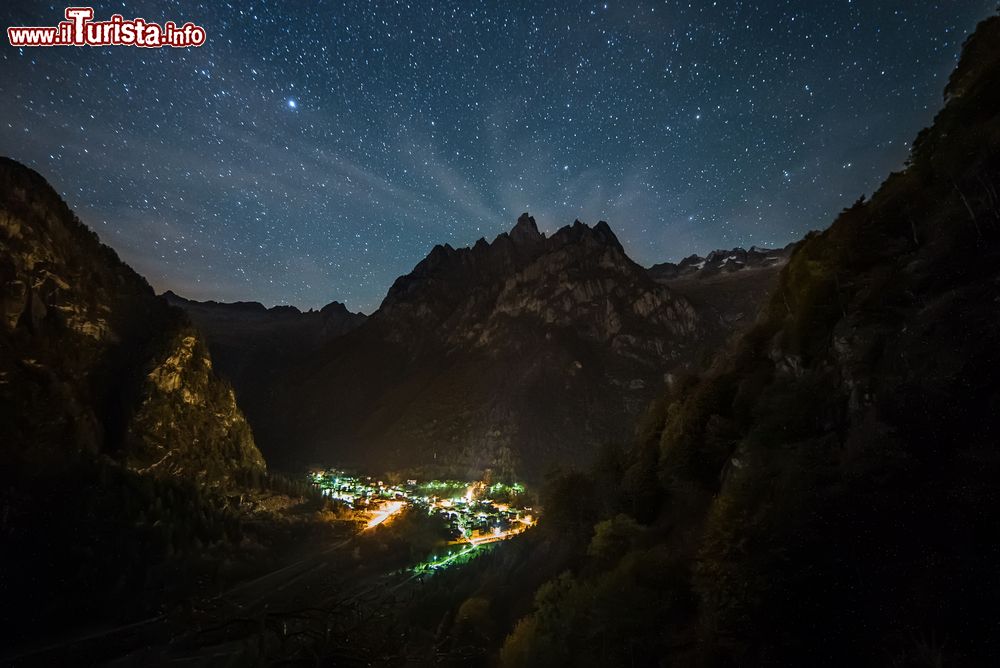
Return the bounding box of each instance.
[171,213,786,478]
[0,158,265,481]
[0,157,268,640]
[496,14,1000,666]
[162,290,366,397]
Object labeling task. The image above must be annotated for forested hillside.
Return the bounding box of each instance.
[496,14,1000,666]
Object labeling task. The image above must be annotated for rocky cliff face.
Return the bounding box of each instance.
[376,215,698,352]
[126,327,264,482]
[0,157,265,485]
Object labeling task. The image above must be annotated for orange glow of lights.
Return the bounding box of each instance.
[365,501,404,529]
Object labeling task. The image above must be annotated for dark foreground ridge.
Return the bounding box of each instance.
[493,13,1000,666]
[0,156,273,646]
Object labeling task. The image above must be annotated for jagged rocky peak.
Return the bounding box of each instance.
[593,220,622,246]
[509,212,543,245]
[380,214,640,317]
[426,242,457,264]
[375,213,698,351]
[547,218,624,252]
[393,214,629,289]
[488,212,543,249]
[319,300,353,316]
[250,211,713,477]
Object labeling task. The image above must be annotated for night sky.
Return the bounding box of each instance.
[2,1,996,312]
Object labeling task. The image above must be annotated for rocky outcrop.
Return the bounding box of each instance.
[127,328,264,482]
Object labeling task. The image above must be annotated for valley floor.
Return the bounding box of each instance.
[5,473,538,666]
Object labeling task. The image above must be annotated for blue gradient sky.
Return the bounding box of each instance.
[2,1,996,311]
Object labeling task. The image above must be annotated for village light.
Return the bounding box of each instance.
[313,471,537,569]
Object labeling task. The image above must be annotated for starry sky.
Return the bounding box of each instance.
[1,1,997,312]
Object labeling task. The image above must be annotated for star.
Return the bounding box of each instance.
[0,2,994,312]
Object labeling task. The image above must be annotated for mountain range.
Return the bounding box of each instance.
[0,153,789,648]
[168,214,791,478]
[3,9,1000,666]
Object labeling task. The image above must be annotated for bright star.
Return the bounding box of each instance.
[287,98,298,109]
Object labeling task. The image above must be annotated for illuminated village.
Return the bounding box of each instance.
[309,471,536,571]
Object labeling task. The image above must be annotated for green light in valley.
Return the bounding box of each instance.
[309,469,536,573]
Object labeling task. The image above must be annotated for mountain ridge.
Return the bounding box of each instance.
[162,289,360,317]
[648,242,796,281]
[170,212,783,478]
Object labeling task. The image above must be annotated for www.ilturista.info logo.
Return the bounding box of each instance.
[8,7,206,48]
